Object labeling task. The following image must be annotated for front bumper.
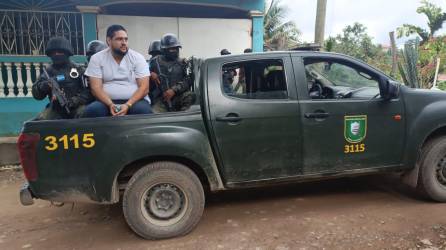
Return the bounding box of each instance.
[19,182,34,206]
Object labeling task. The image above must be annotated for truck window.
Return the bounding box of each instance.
[304,60,380,99]
[221,59,288,99]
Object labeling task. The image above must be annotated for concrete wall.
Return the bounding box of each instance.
[97,15,252,59]
[0,98,48,136]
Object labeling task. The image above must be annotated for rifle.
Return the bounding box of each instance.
[42,68,71,114]
[151,57,173,111]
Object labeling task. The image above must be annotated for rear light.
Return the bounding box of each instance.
[17,133,40,181]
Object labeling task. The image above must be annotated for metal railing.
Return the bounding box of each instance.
[1,61,48,97]
[0,9,84,56]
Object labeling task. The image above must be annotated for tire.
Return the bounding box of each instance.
[122,162,205,239]
[418,136,446,202]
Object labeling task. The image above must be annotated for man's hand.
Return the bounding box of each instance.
[68,96,80,109]
[116,104,129,116]
[163,89,175,101]
[109,103,118,116]
[150,72,160,86]
[40,80,52,95]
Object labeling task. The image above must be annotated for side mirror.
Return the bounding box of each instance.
[382,79,399,100]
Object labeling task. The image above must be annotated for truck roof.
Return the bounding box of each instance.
[204,51,393,80]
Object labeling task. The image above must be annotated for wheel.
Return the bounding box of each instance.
[418,136,446,202]
[122,162,205,239]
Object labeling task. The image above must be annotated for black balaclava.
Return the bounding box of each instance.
[164,47,179,61]
[50,54,69,66]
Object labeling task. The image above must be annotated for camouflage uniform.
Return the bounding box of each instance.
[149,55,195,113]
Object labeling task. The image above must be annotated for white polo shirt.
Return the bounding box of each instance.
[85,48,151,103]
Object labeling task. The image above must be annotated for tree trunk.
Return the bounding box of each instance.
[315,0,327,46]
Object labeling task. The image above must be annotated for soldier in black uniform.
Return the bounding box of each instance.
[32,37,94,120]
[86,40,107,62]
[149,34,195,112]
[84,40,107,89]
[148,40,162,59]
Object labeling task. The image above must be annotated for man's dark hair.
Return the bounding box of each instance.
[106,24,127,39]
[244,48,252,53]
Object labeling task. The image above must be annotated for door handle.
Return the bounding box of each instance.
[304,112,330,119]
[216,113,242,123]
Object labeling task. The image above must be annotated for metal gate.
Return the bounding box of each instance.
[0,10,84,55]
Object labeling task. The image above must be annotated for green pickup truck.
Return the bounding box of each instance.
[17,51,446,239]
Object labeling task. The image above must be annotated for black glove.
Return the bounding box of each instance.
[38,80,51,95]
[68,96,81,109]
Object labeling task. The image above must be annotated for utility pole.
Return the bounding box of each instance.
[314,0,327,46]
[389,31,398,77]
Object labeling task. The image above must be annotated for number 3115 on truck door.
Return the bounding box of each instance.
[44,133,95,151]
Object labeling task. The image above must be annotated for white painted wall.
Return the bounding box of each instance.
[97,15,252,59]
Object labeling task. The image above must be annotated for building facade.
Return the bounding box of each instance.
[0,0,264,135]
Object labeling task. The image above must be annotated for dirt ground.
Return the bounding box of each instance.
[1,168,446,250]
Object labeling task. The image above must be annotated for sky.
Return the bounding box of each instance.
[280,0,446,46]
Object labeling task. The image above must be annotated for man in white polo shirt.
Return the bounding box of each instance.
[83,24,152,117]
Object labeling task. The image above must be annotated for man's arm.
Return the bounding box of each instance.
[85,53,120,115]
[128,76,149,106]
[116,76,149,116]
[89,76,116,115]
[115,52,150,115]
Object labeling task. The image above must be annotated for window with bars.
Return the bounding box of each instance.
[0,10,84,56]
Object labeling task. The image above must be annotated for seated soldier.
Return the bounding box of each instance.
[83,24,152,117]
[149,33,195,113]
[32,37,94,120]
[86,40,107,63]
[148,40,162,59]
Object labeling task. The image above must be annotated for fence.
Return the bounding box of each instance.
[0,61,48,97]
[0,9,84,56]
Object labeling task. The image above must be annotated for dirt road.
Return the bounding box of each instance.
[1,168,446,250]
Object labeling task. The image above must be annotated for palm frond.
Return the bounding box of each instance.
[264,0,300,50]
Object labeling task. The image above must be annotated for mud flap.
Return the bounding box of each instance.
[401,164,419,188]
[20,182,34,206]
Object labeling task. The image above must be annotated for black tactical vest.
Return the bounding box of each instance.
[158,56,186,85]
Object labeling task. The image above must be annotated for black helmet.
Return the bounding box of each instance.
[148,40,161,55]
[220,49,231,55]
[86,40,107,58]
[45,37,73,56]
[160,33,181,49]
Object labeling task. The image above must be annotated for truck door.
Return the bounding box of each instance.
[292,55,405,174]
[207,55,302,183]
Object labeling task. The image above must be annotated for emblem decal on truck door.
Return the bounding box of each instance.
[344,115,367,143]
[344,115,367,154]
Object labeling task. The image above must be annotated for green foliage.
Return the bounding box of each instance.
[418,36,446,88]
[396,36,446,89]
[438,81,446,90]
[264,0,301,50]
[323,22,394,76]
[398,39,420,88]
[397,0,446,43]
[397,24,429,42]
[328,23,378,61]
[324,37,336,52]
[322,1,446,89]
